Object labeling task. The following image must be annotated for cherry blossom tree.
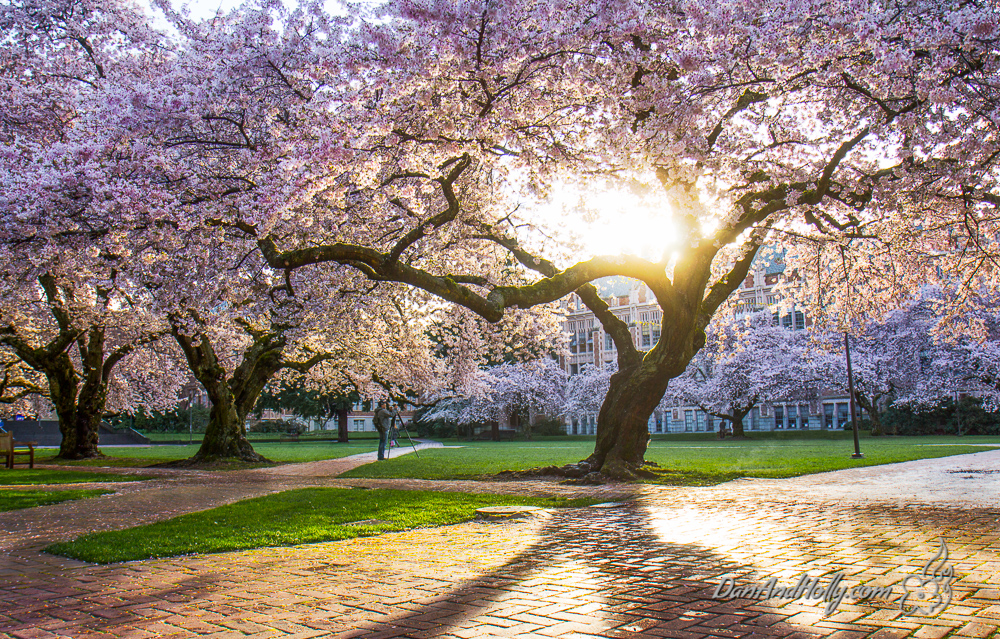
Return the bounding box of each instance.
[563,362,616,418]
[666,313,820,438]
[0,0,186,457]
[6,0,998,476]
[896,289,1000,415]
[423,359,567,438]
[0,265,182,458]
[237,0,998,477]
[816,297,936,435]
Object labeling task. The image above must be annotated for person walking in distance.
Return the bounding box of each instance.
[374,400,393,460]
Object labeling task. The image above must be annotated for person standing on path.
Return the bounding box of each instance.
[374,401,393,460]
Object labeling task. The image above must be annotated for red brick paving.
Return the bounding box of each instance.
[2,449,1000,638]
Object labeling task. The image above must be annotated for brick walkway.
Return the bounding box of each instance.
[1,448,999,638]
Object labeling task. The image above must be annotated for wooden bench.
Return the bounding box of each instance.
[0,432,35,469]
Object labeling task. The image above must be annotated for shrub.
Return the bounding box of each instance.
[130,406,210,433]
[883,396,1000,436]
[531,417,567,436]
[250,419,306,434]
[413,419,461,439]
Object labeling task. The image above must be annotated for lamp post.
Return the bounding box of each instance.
[844,331,864,458]
[836,245,864,460]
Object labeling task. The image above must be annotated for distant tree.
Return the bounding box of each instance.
[898,289,1000,417]
[667,313,820,438]
[564,362,616,417]
[820,296,935,435]
[424,359,566,440]
[255,382,360,442]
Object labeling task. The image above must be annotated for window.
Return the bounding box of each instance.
[605,333,614,350]
[696,411,706,432]
[353,419,365,432]
[799,404,810,429]
[794,311,805,330]
[774,405,784,430]
[837,403,849,429]
[570,363,578,376]
[572,418,579,435]
[751,407,760,430]
[823,404,834,429]
[652,327,660,344]
[684,410,694,432]
[655,413,663,433]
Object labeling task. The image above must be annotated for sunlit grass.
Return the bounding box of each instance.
[340,434,1000,485]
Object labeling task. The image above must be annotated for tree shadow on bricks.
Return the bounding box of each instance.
[0,568,225,638]
[346,502,841,639]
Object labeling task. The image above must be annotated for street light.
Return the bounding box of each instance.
[844,331,864,459]
[834,246,864,460]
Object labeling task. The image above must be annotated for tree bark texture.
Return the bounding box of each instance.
[729,413,747,439]
[586,362,671,478]
[337,407,349,443]
[172,327,278,463]
[855,393,884,436]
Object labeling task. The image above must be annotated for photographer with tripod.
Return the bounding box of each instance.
[373,400,393,461]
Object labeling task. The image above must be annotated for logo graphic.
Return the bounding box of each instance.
[710,537,955,617]
[899,537,954,616]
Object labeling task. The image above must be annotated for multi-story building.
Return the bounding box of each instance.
[560,253,855,434]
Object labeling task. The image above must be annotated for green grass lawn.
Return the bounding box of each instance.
[0,489,112,512]
[142,431,381,442]
[0,468,147,485]
[42,440,380,468]
[340,433,1000,485]
[45,487,598,564]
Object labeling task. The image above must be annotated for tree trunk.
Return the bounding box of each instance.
[172,329,268,463]
[48,357,82,459]
[70,328,110,460]
[856,394,882,436]
[337,407,349,443]
[196,381,265,462]
[72,381,106,459]
[729,414,746,438]
[586,362,669,479]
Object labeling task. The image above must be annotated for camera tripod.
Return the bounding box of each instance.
[386,416,419,458]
